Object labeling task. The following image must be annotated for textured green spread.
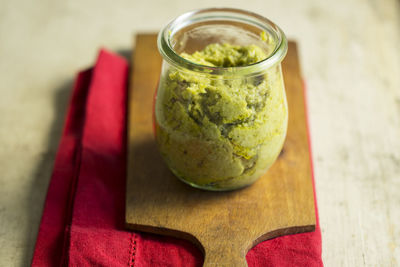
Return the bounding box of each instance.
[155,43,288,190]
[180,43,267,67]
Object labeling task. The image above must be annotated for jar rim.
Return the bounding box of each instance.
[157,7,288,76]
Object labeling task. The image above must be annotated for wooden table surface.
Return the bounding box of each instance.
[0,0,399,266]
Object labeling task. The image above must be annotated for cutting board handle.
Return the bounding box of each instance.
[202,243,248,267]
[203,256,247,267]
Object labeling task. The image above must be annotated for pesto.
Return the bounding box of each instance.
[155,43,288,190]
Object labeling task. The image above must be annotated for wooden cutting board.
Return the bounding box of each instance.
[126,34,316,267]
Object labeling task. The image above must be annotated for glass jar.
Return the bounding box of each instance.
[155,8,288,191]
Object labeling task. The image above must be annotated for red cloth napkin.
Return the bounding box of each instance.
[32,50,323,267]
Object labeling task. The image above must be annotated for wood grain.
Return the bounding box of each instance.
[126,34,316,266]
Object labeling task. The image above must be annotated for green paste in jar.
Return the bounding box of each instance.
[155,43,288,190]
